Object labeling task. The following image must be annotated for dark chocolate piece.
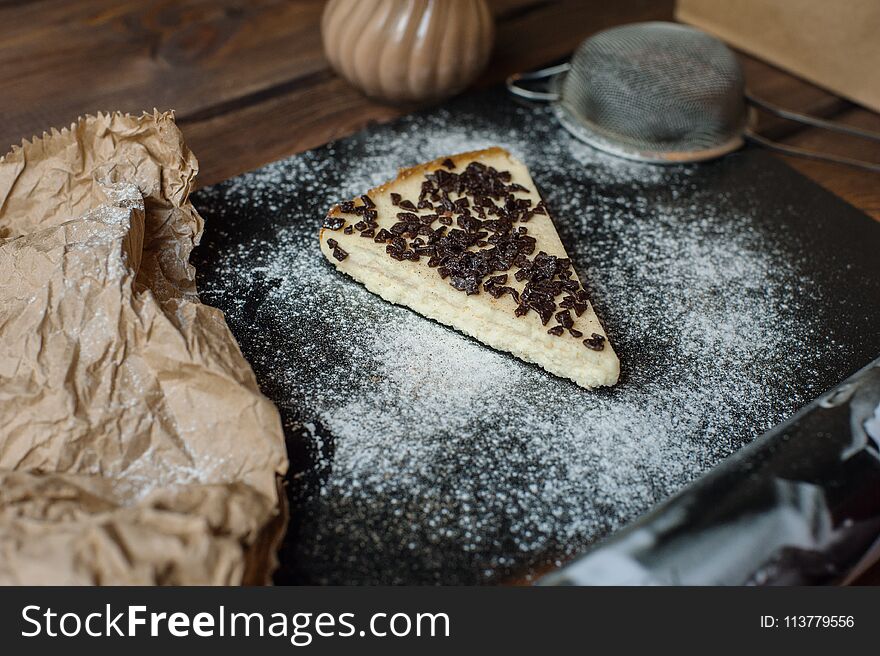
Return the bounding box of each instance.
[583,333,606,351]
[323,215,346,230]
[555,310,573,329]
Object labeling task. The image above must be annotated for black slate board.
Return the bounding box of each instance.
[191,88,880,584]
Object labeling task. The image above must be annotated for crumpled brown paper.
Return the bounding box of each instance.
[0,111,288,584]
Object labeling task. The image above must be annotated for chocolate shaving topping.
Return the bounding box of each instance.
[583,333,606,351]
[343,225,353,235]
[555,310,573,329]
[326,238,338,249]
[323,215,345,230]
[349,157,601,349]
[332,246,348,261]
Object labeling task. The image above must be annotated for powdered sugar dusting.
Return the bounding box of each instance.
[193,91,848,584]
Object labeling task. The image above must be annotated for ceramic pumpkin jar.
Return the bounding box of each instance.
[321,0,495,103]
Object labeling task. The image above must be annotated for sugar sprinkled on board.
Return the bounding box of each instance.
[196,96,830,584]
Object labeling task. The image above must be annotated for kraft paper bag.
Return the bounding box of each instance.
[677,0,880,112]
[0,112,288,584]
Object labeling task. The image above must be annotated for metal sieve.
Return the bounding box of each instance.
[508,22,880,170]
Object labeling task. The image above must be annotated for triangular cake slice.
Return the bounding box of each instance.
[319,147,619,388]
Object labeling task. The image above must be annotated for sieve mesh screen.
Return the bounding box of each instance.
[553,22,747,162]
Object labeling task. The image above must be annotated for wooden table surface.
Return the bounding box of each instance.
[2,0,879,585]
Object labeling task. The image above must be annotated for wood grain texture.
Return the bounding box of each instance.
[777,108,880,220]
[0,0,327,146]
[1,0,879,584]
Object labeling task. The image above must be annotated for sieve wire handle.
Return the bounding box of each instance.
[745,92,880,173]
[506,63,570,102]
[745,132,880,174]
[746,92,880,143]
